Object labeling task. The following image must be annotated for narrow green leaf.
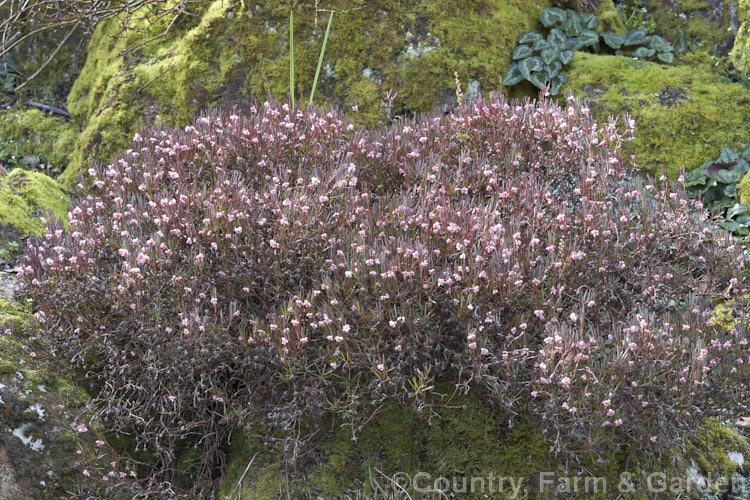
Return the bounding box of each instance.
[289,10,295,108]
[310,11,334,105]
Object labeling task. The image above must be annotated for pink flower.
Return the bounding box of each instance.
[96,440,105,447]
[76,423,88,433]
[614,419,623,427]
[650,436,657,443]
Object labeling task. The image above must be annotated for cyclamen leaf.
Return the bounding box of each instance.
[548,29,567,48]
[633,47,655,59]
[600,31,624,49]
[519,32,543,44]
[502,63,524,86]
[657,51,674,63]
[540,7,566,27]
[624,28,648,46]
[528,71,547,89]
[582,13,598,30]
[541,48,559,65]
[546,60,563,79]
[559,50,575,65]
[513,44,534,60]
[579,30,599,47]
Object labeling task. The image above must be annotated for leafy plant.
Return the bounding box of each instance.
[503,8,674,94]
[617,0,657,34]
[685,147,750,236]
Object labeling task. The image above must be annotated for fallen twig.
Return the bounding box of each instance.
[25,100,71,119]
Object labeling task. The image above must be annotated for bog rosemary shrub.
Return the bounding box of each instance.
[20,93,750,495]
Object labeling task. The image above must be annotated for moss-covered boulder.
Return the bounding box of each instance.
[0,169,69,236]
[0,299,96,498]
[215,398,750,499]
[730,0,750,75]
[564,52,750,178]
[0,108,79,175]
[643,0,741,56]
[63,0,552,187]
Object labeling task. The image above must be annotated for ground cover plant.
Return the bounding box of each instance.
[19,91,750,496]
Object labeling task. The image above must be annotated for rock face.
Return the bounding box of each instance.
[644,0,741,56]
[62,0,552,187]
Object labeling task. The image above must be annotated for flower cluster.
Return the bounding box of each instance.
[20,93,750,495]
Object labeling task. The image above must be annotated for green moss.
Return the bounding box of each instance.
[0,108,79,174]
[214,430,285,500]
[596,0,626,34]
[731,20,750,76]
[648,0,737,55]
[0,168,69,234]
[688,418,749,479]
[565,53,750,178]
[64,0,551,186]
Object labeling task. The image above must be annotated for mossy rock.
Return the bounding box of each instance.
[644,0,741,56]
[564,52,750,178]
[0,108,79,176]
[63,0,552,188]
[0,168,69,235]
[731,1,750,76]
[216,393,750,499]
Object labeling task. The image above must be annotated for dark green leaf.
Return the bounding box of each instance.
[723,183,737,198]
[657,51,674,63]
[528,56,544,73]
[727,204,749,219]
[735,214,750,226]
[549,75,565,95]
[579,30,599,47]
[519,32,543,44]
[714,168,743,184]
[541,48,559,65]
[719,220,742,233]
[740,147,750,162]
[559,50,575,65]
[600,31,624,49]
[548,29,567,48]
[581,13,598,30]
[562,16,582,37]
[624,28,648,46]
[518,58,533,80]
[534,38,551,51]
[513,44,534,60]
[546,60,563,79]
[673,30,688,54]
[648,35,669,52]
[502,63,524,86]
[719,148,740,164]
[633,47,656,59]
[566,37,584,50]
[540,7,566,27]
[528,71,547,89]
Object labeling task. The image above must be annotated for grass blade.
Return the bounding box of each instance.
[310,11,333,105]
[289,10,295,108]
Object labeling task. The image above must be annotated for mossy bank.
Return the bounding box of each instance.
[564,52,750,178]
[63,0,554,187]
